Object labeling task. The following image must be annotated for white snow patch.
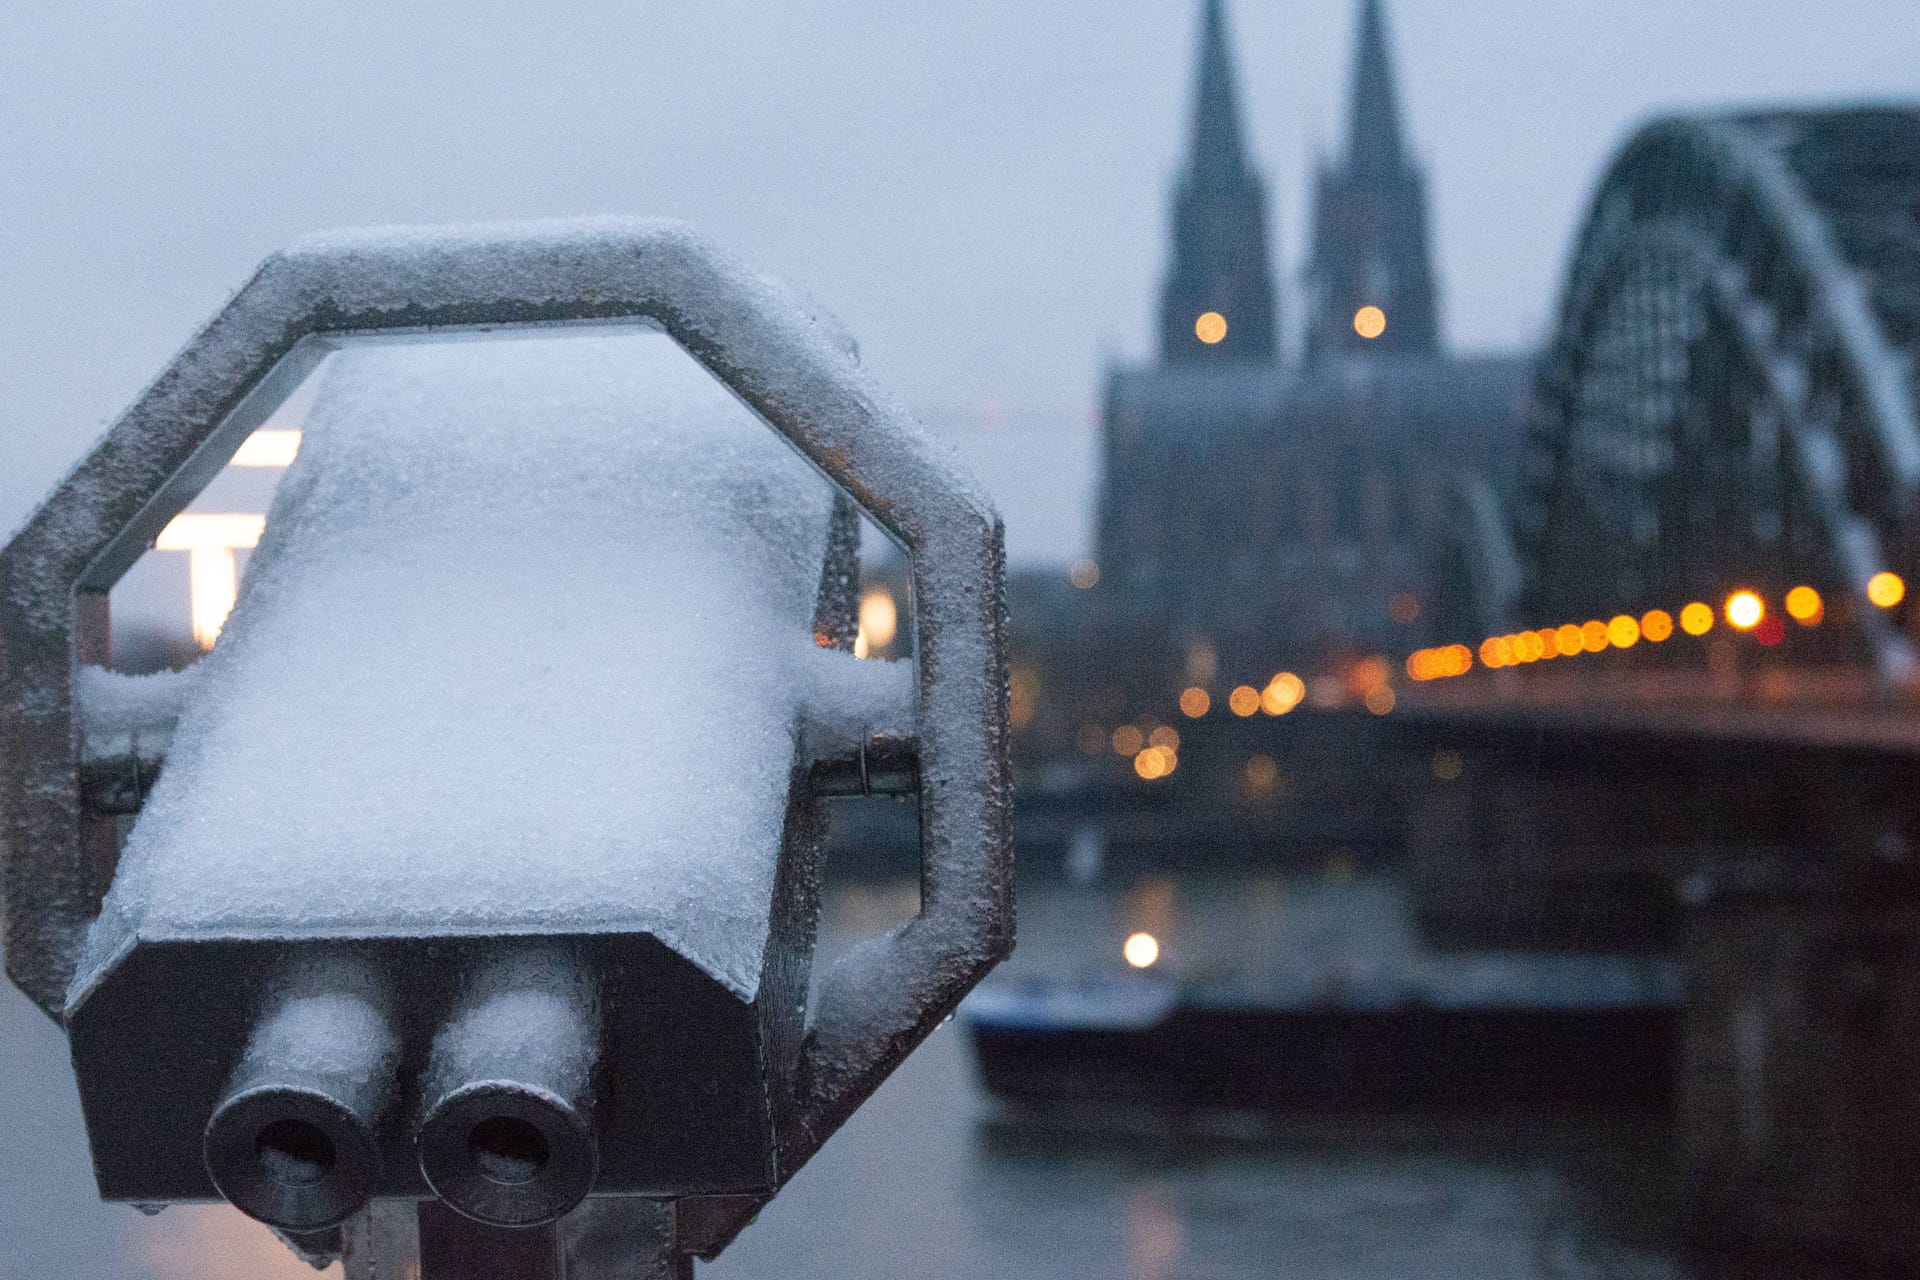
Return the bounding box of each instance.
[92,331,847,1000]
[797,648,915,761]
[76,664,200,744]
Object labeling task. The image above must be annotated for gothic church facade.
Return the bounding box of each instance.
[1096,0,1531,684]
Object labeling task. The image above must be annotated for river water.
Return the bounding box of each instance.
[0,873,1771,1278]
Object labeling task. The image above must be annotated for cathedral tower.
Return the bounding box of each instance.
[1157,0,1279,364]
[1304,0,1441,358]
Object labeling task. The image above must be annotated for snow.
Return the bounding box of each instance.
[425,948,596,1102]
[238,965,399,1093]
[796,646,914,762]
[87,330,856,1001]
[75,664,199,757]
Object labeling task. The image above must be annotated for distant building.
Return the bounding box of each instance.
[1302,0,1441,361]
[1092,0,1532,692]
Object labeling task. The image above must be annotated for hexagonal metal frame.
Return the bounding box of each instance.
[0,220,1012,1192]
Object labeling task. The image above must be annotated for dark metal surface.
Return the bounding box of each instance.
[68,934,775,1205]
[807,732,921,797]
[417,1202,565,1280]
[77,752,162,815]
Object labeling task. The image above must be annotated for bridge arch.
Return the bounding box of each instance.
[1516,108,1920,678]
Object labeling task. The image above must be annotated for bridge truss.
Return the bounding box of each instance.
[1516,107,1920,680]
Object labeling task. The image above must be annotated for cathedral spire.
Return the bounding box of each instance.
[1303,0,1441,359]
[1347,0,1405,176]
[1186,0,1250,190]
[1158,0,1278,364]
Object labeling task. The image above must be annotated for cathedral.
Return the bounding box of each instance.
[1094,0,1531,686]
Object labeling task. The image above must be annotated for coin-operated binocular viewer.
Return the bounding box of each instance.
[0,221,1012,1278]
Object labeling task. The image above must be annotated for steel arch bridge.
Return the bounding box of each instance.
[1513,106,1920,681]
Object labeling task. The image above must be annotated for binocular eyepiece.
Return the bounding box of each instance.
[204,952,598,1232]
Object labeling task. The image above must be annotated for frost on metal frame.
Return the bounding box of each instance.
[0,219,1012,1243]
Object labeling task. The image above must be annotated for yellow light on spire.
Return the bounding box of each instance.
[1195,311,1228,345]
[155,513,267,649]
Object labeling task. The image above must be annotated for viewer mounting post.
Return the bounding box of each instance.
[0,220,1013,1277]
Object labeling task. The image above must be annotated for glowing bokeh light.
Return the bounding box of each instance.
[1441,645,1472,677]
[857,586,898,657]
[1641,609,1674,642]
[1680,602,1714,636]
[1607,615,1640,649]
[1365,686,1396,716]
[1194,311,1229,345]
[1133,745,1177,781]
[154,512,268,650]
[1068,559,1101,589]
[1580,620,1609,653]
[1405,644,1473,681]
[1228,685,1261,717]
[1554,624,1585,656]
[1124,932,1161,968]
[1868,572,1906,608]
[229,429,302,468]
[1009,666,1038,729]
[1262,671,1305,715]
[1178,686,1211,718]
[1726,590,1764,630]
[1784,585,1823,625]
[1112,724,1145,756]
[1353,306,1387,339]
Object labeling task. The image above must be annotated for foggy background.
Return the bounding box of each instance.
[5,1,1916,565]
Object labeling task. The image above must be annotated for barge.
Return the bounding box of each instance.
[964,953,1681,1114]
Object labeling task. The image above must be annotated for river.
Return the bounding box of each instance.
[0,873,1799,1278]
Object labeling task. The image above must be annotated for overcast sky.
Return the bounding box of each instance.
[4,1,1915,563]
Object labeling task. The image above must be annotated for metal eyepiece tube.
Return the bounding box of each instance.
[416,949,600,1228]
[203,962,398,1231]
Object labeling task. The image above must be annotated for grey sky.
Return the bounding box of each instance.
[4,1,1915,564]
